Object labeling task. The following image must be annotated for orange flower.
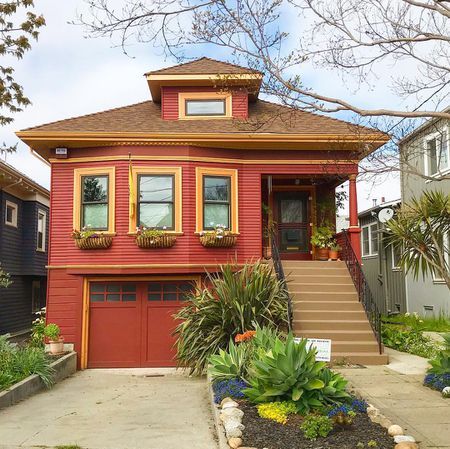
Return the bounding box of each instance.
[234,330,256,343]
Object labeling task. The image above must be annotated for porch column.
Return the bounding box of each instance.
[348,174,362,262]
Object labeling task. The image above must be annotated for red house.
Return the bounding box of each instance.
[17,58,389,368]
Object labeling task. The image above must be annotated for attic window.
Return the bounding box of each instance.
[185,99,226,116]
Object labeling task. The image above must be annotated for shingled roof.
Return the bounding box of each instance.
[21,99,376,136]
[145,57,262,76]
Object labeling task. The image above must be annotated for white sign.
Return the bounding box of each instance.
[55,147,68,155]
[294,337,332,362]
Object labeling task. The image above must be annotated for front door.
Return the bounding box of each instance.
[274,191,311,259]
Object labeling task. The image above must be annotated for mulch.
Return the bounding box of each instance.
[240,402,394,449]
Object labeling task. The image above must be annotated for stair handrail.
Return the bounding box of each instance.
[269,229,293,332]
[339,230,382,354]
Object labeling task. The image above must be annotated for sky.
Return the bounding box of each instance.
[1,0,403,212]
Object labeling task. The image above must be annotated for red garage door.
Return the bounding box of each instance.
[88,280,194,368]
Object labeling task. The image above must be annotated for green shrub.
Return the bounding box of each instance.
[383,312,450,333]
[244,332,349,414]
[382,325,439,358]
[427,333,450,375]
[174,262,288,374]
[300,414,333,440]
[0,335,54,391]
[257,401,297,424]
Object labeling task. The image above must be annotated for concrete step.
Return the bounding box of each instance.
[285,267,350,276]
[287,275,352,284]
[289,283,355,293]
[331,341,380,353]
[294,301,363,311]
[295,329,377,341]
[291,291,359,301]
[294,319,372,331]
[294,310,367,321]
[331,352,388,365]
[282,261,346,269]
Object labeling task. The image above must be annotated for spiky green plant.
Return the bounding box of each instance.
[174,261,288,374]
[385,190,450,289]
[428,333,450,375]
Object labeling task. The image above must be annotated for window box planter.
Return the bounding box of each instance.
[74,236,113,250]
[136,234,177,248]
[199,233,238,248]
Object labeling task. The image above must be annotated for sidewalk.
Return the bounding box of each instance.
[337,348,450,449]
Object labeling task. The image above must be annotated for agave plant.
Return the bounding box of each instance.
[244,332,348,414]
[174,262,288,374]
[428,333,450,375]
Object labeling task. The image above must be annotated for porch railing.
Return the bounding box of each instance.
[339,230,383,354]
[270,230,294,332]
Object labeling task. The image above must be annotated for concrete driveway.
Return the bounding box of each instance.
[0,369,218,449]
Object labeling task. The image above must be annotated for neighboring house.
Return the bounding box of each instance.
[17,58,388,368]
[0,160,49,335]
[399,111,450,316]
[358,200,407,315]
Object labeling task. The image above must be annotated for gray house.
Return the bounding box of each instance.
[399,112,450,316]
[359,200,407,315]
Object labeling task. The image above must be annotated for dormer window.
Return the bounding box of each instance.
[178,92,232,119]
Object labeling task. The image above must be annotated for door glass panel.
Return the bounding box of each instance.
[122,284,136,292]
[90,294,104,302]
[163,292,177,301]
[107,294,120,302]
[148,283,162,292]
[90,283,105,293]
[106,284,120,292]
[280,199,305,223]
[280,228,308,252]
[148,293,161,301]
[122,294,136,302]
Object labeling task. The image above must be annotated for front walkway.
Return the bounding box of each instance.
[0,369,218,449]
[338,348,450,449]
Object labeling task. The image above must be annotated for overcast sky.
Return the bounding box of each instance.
[1,0,403,212]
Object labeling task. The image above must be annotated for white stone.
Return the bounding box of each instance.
[228,437,243,449]
[388,425,404,436]
[224,419,245,439]
[222,400,239,409]
[394,443,419,449]
[367,405,379,418]
[221,397,235,407]
[220,407,244,421]
[442,386,450,398]
[394,435,416,444]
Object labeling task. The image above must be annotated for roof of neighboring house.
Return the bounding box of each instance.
[358,199,401,218]
[0,159,49,197]
[145,57,263,76]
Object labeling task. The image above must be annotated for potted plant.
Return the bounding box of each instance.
[310,226,333,260]
[135,225,177,248]
[329,241,342,260]
[199,224,238,248]
[44,323,64,355]
[72,226,113,250]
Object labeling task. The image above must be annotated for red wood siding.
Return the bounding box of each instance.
[161,86,248,120]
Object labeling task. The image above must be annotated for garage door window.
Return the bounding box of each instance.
[148,282,194,302]
[90,283,137,302]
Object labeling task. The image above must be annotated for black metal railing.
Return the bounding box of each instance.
[340,230,382,354]
[270,230,293,332]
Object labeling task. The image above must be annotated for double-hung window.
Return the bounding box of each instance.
[73,167,115,233]
[425,131,449,176]
[37,210,46,251]
[361,223,378,257]
[5,200,18,227]
[138,174,174,229]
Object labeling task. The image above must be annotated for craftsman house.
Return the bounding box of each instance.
[0,160,49,336]
[17,58,389,368]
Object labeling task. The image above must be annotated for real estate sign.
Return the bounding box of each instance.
[294,337,332,362]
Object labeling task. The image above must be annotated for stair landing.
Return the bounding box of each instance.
[284,260,388,366]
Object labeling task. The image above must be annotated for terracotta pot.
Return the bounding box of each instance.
[48,337,65,355]
[316,247,330,261]
[329,250,339,260]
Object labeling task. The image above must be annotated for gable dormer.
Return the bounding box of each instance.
[145,57,263,121]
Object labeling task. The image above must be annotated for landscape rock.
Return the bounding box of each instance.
[388,425,404,436]
[442,386,450,398]
[221,397,236,407]
[223,419,245,439]
[394,442,419,449]
[394,435,416,444]
[228,437,243,448]
[220,407,244,421]
[367,405,379,418]
[222,400,239,409]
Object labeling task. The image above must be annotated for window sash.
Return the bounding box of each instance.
[185,99,226,117]
[426,133,450,175]
[361,224,378,256]
[5,201,18,226]
[137,174,175,229]
[81,175,109,230]
[37,211,46,251]
[203,176,231,229]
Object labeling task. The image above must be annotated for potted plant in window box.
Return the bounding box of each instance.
[199,224,238,248]
[72,226,113,250]
[44,323,64,355]
[310,226,333,260]
[329,241,342,260]
[135,225,177,248]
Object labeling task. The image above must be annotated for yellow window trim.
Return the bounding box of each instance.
[195,167,238,234]
[129,166,182,234]
[178,92,233,120]
[73,167,116,234]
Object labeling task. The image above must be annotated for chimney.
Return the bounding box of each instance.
[372,199,378,207]
[381,196,386,203]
